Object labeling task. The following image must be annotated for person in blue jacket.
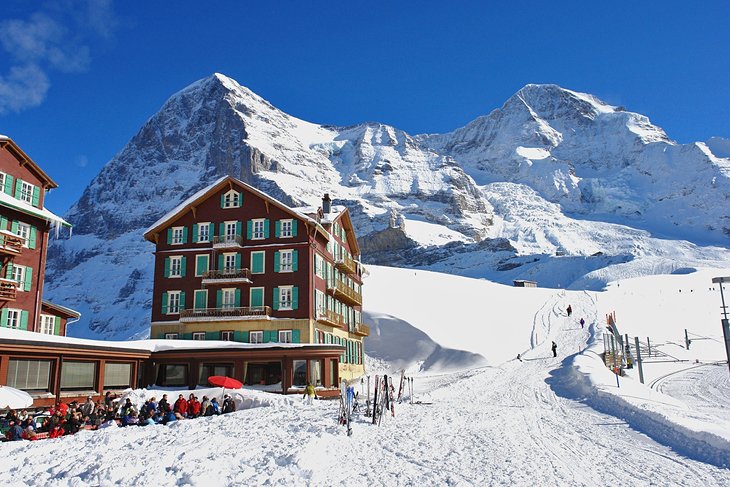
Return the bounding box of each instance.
[5,421,23,441]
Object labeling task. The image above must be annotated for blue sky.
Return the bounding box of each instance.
[1,1,729,213]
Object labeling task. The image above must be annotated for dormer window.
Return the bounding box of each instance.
[222,190,241,209]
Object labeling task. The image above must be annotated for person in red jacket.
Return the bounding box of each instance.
[174,394,188,418]
[187,394,201,418]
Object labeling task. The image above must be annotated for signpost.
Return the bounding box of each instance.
[711,276,730,374]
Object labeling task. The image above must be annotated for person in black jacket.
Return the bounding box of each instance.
[552,341,558,358]
[221,395,236,414]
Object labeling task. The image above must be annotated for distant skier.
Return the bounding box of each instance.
[517,353,522,362]
[566,305,572,317]
[304,382,317,405]
[551,341,558,358]
[579,318,585,329]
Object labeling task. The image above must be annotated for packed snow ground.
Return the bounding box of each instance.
[3,266,730,485]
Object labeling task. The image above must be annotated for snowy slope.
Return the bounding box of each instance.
[43,73,730,339]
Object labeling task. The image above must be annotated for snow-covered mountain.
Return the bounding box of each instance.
[44,73,730,339]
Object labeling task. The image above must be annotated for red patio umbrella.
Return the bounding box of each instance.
[207,376,243,389]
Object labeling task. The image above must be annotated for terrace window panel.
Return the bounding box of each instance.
[7,359,52,391]
[60,361,97,390]
[104,363,132,388]
[159,364,188,387]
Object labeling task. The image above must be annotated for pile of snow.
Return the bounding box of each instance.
[117,386,295,413]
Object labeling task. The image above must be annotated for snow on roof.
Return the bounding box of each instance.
[145,176,229,233]
[0,326,343,353]
[41,300,81,319]
[0,190,70,228]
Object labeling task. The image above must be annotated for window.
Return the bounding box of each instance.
[310,360,323,386]
[222,190,241,208]
[157,364,188,387]
[279,286,293,310]
[4,308,20,328]
[19,181,33,204]
[250,287,264,308]
[165,333,179,340]
[220,330,234,341]
[167,291,181,314]
[279,329,293,343]
[0,172,5,192]
[280,219,293,238]
[193,289,208,310]
[15,222,30,248]
[292,359,306,386]
[221,288,236,309]
[197,223,210,243]
[250,330,263,344]
[199,363,234,385]
[192,332,205,340]
[40,314,55,334]
[60,361,97,391]
[252,219,265,239]
[251,251,265,274]
[169,256,182,277]
[171,226,184,245]
[224,252,237,271]
[225,221,238,242]
[104,363,132,389]
[279,250,293,272]
[7,359,52,391]
[195,254,209,277]
[11,264,26,290]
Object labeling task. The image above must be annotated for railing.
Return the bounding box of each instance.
[354,323,370,336]
[327,280,362,306]
[334,254,357,275]
[212,235,243,247]
[0,279,17,301]
[179,306,272,321]
[201,268,252,282]
[316,308,347,329]
[0,232,23,254]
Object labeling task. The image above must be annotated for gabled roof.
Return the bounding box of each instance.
[0,136,58,189]
[41,300,81,319]
[143,176,329,242]
[294,204,361,256]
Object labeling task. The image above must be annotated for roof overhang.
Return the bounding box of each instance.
[0,136,58,189]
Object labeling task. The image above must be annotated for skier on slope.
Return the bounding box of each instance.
[566,305,572,317]
[579,318,585,328]
[551,341,558,358]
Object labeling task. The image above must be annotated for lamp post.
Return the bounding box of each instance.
[711,276,730,374]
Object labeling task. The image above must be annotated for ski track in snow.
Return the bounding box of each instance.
[2,292,729,486]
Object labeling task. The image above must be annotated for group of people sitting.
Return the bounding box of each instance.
[119,392,236,426]
[2,390,237,441]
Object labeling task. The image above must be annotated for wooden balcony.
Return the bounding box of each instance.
[326,280,362,306]
[179,306,271,322]
[353,323,370,337]
[0,278,17,301]
[212,234,243,249]
[334,254,357,275]
[201,268,252,285]
[0,231,23,255]
[316,308,346,329]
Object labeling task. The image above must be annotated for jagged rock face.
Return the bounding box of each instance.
[44,74,730,340]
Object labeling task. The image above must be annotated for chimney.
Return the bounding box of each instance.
[322,193,331,214]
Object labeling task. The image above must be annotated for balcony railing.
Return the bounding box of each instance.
[316,308,346,329]
[354,323,370,336]
[0,278,17,301]
[201,268,252,284]
[326,280,363,306]
[0,231,24,255]
[212,234,243,248]
[179,306,272,322]
[334,254,357,275]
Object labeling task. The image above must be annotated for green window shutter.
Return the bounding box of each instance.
[182,227,188,244]
[192,224,198,242]
[292,287,299,310]
[218,254,224,271]
[14,178,22,198]
[179,291,186,311]
[180,256,187,277]
[0,216,7,231]
[205,331,218,341]
[28,226,37,249]
[273,287,279,310]
[235,253,241,269]
[246,220,252,240]
[236,221,242,236]
[219,222,225,237]
[181,332,192,340]
[163,257,170,278]
[233,330,245,342]
[220,194,226,208]
[24,267,32,291]
[292,330,301,343]
[1,308,7,327]
[196,255,208,275]
[251,252,263,273]
[275,220,280,238]
[31,186,40,207]
[11,221,18,234]
[274,251,280,273]
[54,316,61,336]
[250,288,263,307]
[195,291,207,309]
[5,262,13,279]
[292,220,298,237]
[292,250,298,272]
[161,292,168,314]
[19,310,28,330]
[234,288,241,307]
[4,174,13,195]
[216,290,222,308]
[209,223,215,238]
[264,219,270,238]
[166,228,172,245]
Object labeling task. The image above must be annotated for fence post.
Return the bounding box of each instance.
[647,337,651,356]
[685,329,691,350]
[635,336,644,384]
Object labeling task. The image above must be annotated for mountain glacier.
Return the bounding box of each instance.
[43,73,730,339]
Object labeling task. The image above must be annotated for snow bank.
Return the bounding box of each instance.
[118,387,295,413]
